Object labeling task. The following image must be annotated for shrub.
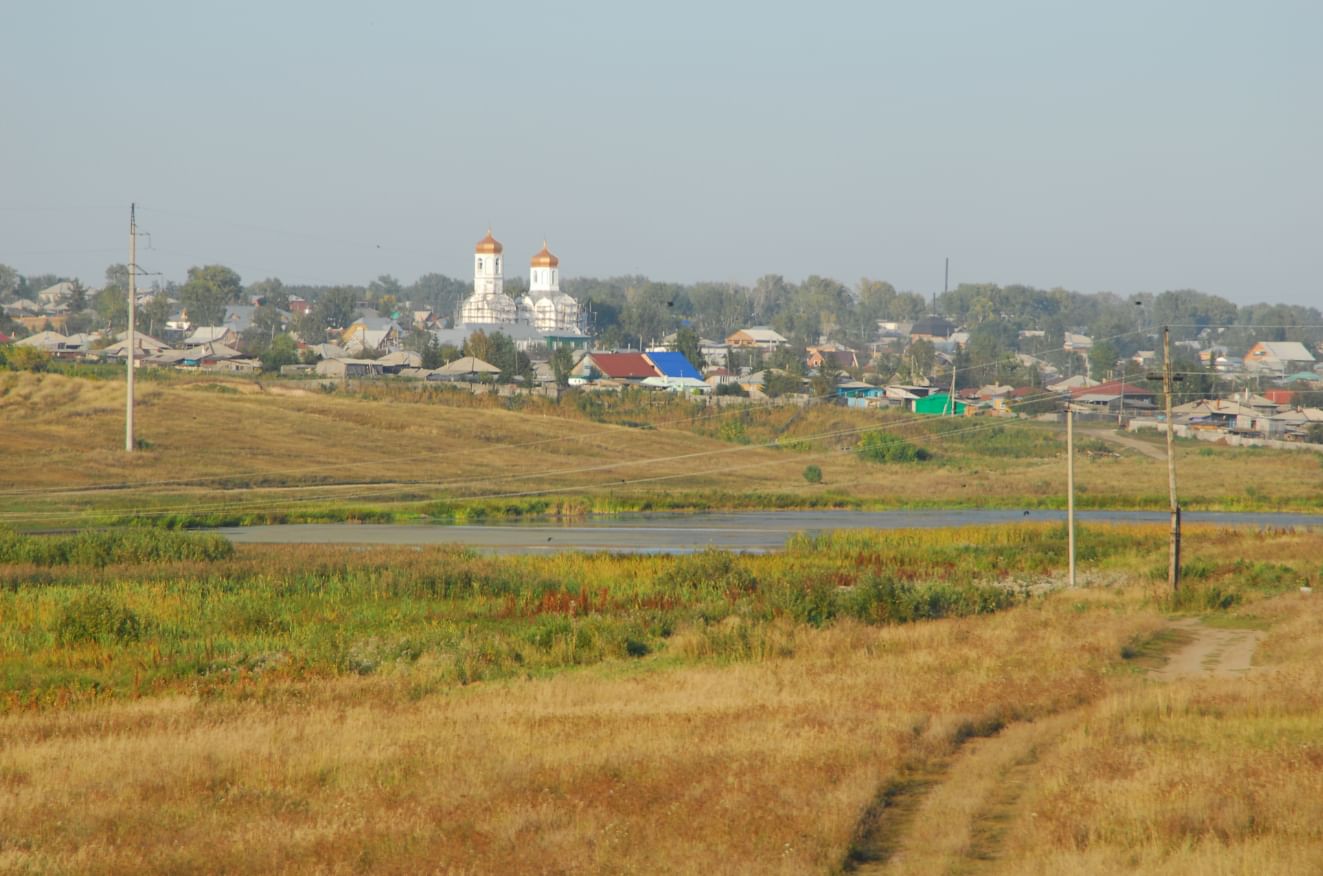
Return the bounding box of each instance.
[4,346,51,372]
[665,548,757,594]
[54,590,145,644]
[803,464,823,484]
[855,431,930,464]
[0,527,234,567]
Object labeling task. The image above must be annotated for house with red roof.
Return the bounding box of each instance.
[570,352,661,384]
[1070,379,1156,416]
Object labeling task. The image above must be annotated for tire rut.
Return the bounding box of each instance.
[843,618,1267,874]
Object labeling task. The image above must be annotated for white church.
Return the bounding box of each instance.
[459,230,580,333]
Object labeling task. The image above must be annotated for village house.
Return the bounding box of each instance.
[184,326,240,348]
[570,352,661,385]
[341,317,402,355]
[14,331,93,357]
[805,346,859,370]
[1069,379,1156,418]
[1243,341,1316,377]
[725,327,789,351]
[315,358,384,379]
[909,316,956,343]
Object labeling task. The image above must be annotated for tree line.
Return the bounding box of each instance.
[4,262,1320,369]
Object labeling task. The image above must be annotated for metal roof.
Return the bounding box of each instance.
[644,351,702,380]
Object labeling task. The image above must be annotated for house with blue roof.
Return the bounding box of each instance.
[644,351,703,381]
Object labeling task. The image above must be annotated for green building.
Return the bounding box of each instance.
[913,392,966,415]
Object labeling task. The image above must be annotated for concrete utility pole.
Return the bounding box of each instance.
[948,359,957,416]
[1067,399,1076,588]
[125,203,136,453]
[1163,326,1181,591]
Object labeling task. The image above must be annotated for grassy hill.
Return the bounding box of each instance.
[1,371,1321,528]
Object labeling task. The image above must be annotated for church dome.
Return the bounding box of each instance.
[530,241,559,268]
[475,229,503,254]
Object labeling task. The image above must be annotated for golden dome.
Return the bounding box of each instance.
[530,241,559,268]
[475,229,503,254]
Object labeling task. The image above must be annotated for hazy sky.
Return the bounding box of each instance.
[3,1,1320,305]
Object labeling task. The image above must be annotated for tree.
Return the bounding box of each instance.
[368,274,403,302]
[405,330,445,369]
[550,345,575,386]
[964,321,1019,385]
[104,264,130,292]
[67,280,88,312]
[1088,340,1120,381]
[142,294,172,338]
[0,264,19,300]
[92,286,129,331]
[907,339,936,379]
[314,286,359,331]
[260,334,299,372]
[670,327,705,370]
[5,346,51,372]
[247,277,289,310]
[180,265,242,326]
[464,330,529,382]
[620,290,670,348]
[764,372,804,397]
[406,273,468,323]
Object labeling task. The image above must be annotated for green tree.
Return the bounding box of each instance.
[180,265,242,326]
[6,346,51,372]
[141,294,172,337]
[1088,340,1120,380]
[0,264,19,300]
[247,277,289,310]
[550,345,576,385]
[260,334,299,372]
[67,280,88,312]
[764,372,804,397]
[670,326,705,370]
[315,286,359,331]
[368,274,403,303]
[104,264,130,292]
[405,330,444,369]
[620,290,670,348]
[907,339,936,379]
[92,286,129,331]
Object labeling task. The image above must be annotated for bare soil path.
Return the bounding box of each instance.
[845,617,1264,873]
[1079,427,1168,461]
[1148,617,1264,680]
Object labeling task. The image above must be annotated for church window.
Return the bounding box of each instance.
[477,258,483,271]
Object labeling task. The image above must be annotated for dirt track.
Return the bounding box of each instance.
[846,618,1266,872]
[1079,427,1168,460]
[1148,617,1264,680]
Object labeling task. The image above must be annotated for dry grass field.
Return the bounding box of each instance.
[1,523,1321,873]
[0,592,1159,874]
[2,371,1321,528]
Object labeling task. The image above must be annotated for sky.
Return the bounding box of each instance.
[3,0,1320,306]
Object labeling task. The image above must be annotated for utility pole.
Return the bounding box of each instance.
[948,357,957,416]
[125,203,137,453]
[1067,399,1076,588]
[1163,326,1181,591]
[1119,361,1126,427]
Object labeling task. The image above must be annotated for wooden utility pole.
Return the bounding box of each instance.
[1163,326,1181,591]
[1067,399,1076,587]
[125,203,136,453]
